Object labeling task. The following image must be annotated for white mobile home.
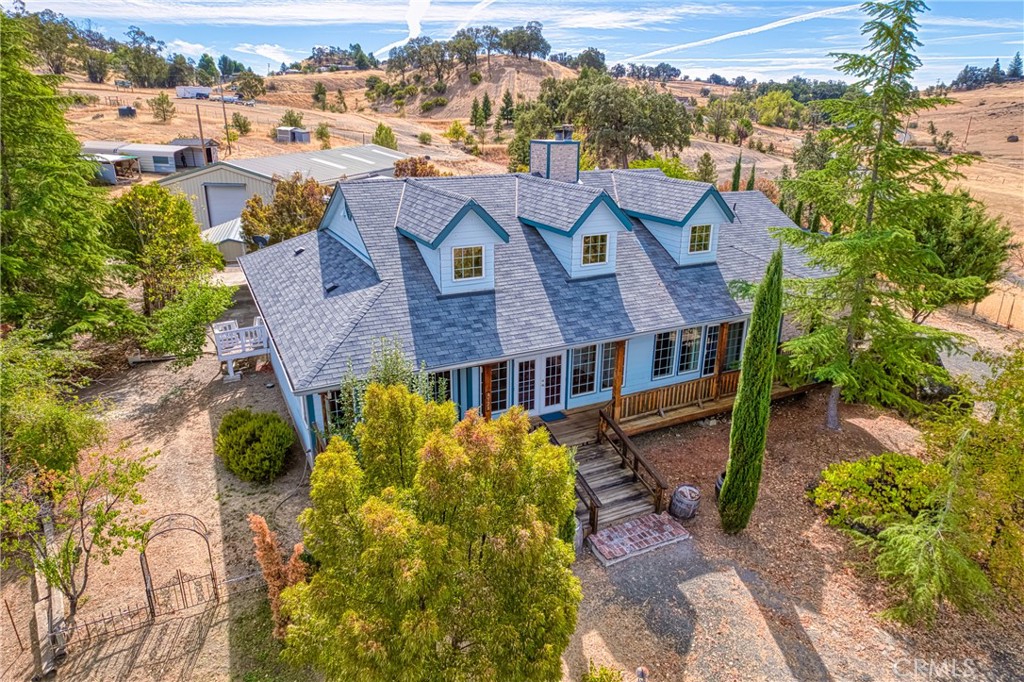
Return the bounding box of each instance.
[175,86,212,99]
[157,144,409,229]
[115,144,188,174]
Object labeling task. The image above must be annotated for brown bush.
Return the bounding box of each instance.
[248,513,305,639]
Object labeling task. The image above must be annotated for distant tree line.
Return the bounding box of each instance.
[950,53,1023,91]
[607,62,681,82]
[304,43,378,71]
[549,47,606,72]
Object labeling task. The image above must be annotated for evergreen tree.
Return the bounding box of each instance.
[718,249,784,533]
[1007,52,1023,79]
[481,91,493,121]
[470,96,482,126]
[147,92,176,122]
[730,153,742,191]
[281,392,581,680]
[315,121,331,149]
[1,16,135,339]
[776,0,981,429]
[371,122,399,150]
[988,58,1004,83]
[792,200,803,228]
[745,162,756,190]
[500,89,515,123]
[696,151,717,183]
[312,81,328,109]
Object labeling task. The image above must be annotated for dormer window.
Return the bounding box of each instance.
[453,245,484,280]
[688,224,713,254]
[582,234,609,266]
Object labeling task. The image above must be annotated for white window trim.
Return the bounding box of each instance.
[452,244,485,281]
[580,233,609,267]
[570,345,599,398]
[688,224,713,254]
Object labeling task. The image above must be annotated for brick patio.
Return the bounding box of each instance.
[587,513,692,566]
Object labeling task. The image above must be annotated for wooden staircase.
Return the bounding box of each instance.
[575,441,658,533]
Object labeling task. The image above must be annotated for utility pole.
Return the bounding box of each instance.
[963,115,973,148]
[196,105,208,166]
[219,77,232,155]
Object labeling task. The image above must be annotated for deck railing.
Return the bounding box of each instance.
[617,371,741,421]
[537,425,601,536]
[597,409,669,513]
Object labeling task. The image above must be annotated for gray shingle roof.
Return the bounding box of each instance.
[395,180,473,245]
[582,169,715,224]
[516,173,606,233]
[241,172,817,394]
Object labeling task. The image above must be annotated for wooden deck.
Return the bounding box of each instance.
[574,442,655,532]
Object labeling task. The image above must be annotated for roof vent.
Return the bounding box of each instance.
[294,247,305,256]
[732,203,737,212]
[325,282,338,293]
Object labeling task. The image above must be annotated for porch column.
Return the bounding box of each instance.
[611,340,626,421]
[713,322,730,400]
[481,364,493,420]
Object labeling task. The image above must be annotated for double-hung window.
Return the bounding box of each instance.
[581,234,609,266]
[600,343,617,391]
[677,327,702,374]
[484,361,510,412]
[452,245,484,280]
[688,224,712,253]
[652,331,677,379]
[570,345,598,396]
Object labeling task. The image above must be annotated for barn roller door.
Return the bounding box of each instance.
[204,184,249,228]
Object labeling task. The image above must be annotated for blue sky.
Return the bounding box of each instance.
[29,0,1024,85]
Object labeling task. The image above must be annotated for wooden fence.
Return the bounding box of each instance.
[953,281,1024,330]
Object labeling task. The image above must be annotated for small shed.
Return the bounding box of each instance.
[276,126,311,144]
[169,138,219,167]
[201,217,248,263]
[116,143,188,174]
[83,153,142,185]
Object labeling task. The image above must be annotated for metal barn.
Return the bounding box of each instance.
[169,138,220,167]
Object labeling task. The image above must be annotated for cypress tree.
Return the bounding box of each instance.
[745,162,756,190]
[793,200,803,227]
[730,153,743,191]
[718,249,784,534]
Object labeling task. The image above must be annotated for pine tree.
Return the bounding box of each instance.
[745,162,756,190]
[481,91,492,122]
[371,122,398,150]
[470,96,482,125]
[718,249,784,534]
[696,152,717,183]
[988,58,1004,84]
[500,89,515,123]
[776,0,980,430]
[1007,52,1023,79]
[730,153,742,191]
[493,115,503,140]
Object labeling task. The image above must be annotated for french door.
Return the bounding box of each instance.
[515,352,564,416]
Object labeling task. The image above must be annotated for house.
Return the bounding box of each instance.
[201,217,248,263]
[157,144,409,230]
[81,141,188,174]
[276,126,311,144]
[169,137,219,167]
[237,131,820,468]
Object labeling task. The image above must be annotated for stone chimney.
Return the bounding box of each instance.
[529,125,580,183]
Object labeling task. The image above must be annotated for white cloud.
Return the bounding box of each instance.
[626,3,862,60]
[233,43,304,64]
[373,0,433,57]
[167,38,210,58]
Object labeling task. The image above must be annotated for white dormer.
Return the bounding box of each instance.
[640,196,730,266]
[396,180,508,295]
[320,187,373,267]
[535,200,627,278]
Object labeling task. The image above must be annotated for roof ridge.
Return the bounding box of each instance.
[393,181,408,230]
[516,172,602,195]
[617,171,711,189]
[404,177,473,203]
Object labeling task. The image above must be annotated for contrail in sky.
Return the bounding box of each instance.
[451,0,501,35]
[626,3,861,61]
[374,0,433,57]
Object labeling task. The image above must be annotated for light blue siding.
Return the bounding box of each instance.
[269,341,312,457]
[640,196,730,266]
[538,230,573,275]
[415,241,441,287]
[322,196,372,266]
[537,203,625,279]
[437,211,504,295]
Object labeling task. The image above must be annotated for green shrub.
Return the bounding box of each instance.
[581,661,624,682]
[432,80,447,94]
[469,71,482,85]
[443,120,468,140]
[811,452,947,534]
[417,132,432,145]
[231,112,252,135]
[420,97,448,113]
[215,409,294,483]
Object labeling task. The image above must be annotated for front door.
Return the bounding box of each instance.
[515,352,564,416]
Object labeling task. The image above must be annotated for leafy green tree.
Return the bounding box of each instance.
[282,393,581,680]
[730,154,743,191]
[793,132,832,174]
[696,152,717,183]
[118,26,168,87]
[279,109,303,128]
[733,116,753,147]
[240,172,327,246]
[506,102,554,170]
[628,154,695,179]
[312,81,328,110]
[0,330,104,473]
[315,121,331,149]
[0,451,154,621]
[776,0,981,430]
[80,47,110,84]
[108,184,223,316]
[372,122,399,150]
[718,250,783,533]
[443,119,469,141]
[704,99,731,143]
[144,279,236,367]
[23,10,77,75]
[906,188,1015,322]
[196,52,219,86]
[166,53,195,86]
[235,70,266,100]
[500,88,515,123]
[231,111,252,135]
[147,92,176,122]
[1,16,136,339]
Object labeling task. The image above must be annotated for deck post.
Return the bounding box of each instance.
[713,322,729,400]
[481,364,493,420]
[611,340,625,421]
